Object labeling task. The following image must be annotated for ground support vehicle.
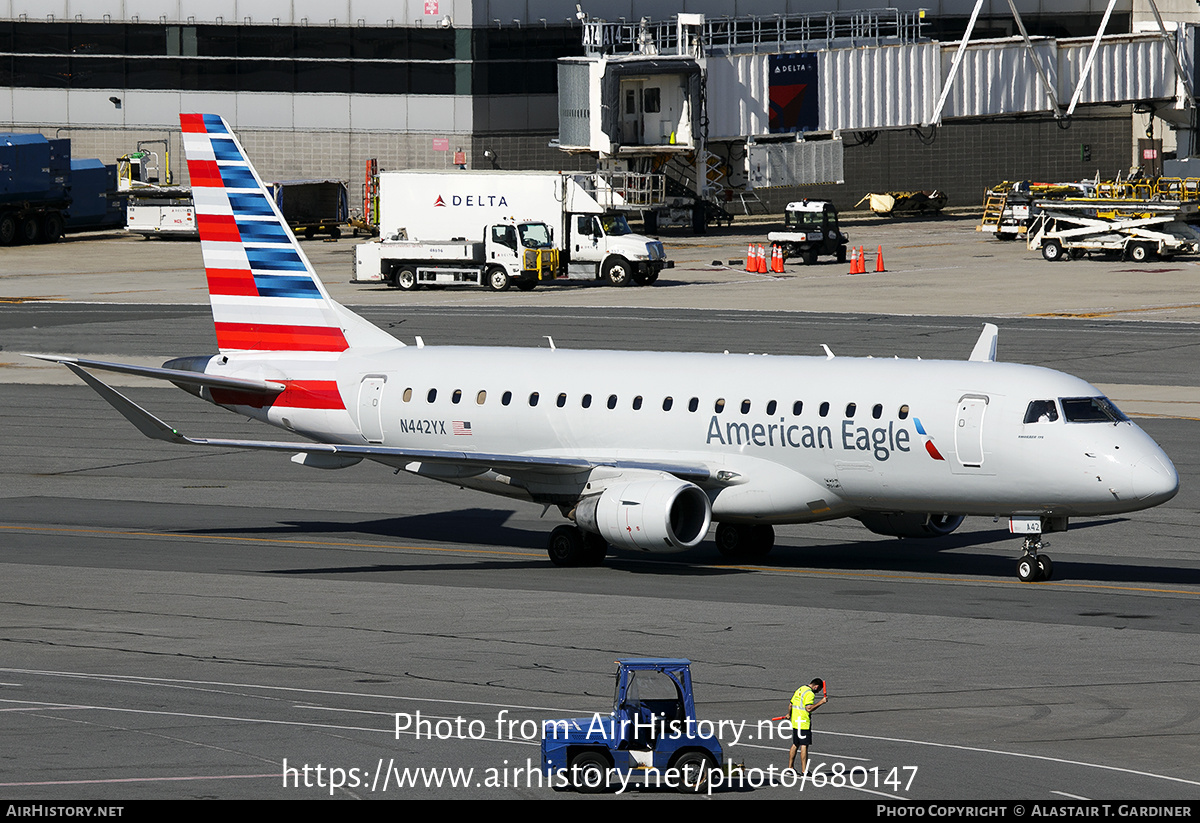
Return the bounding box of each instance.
[353,220,559,292]
[268,179,349,239]
[1027,201,1199,262]
[540,658,728,794]
[125,190,197,238]
[360,170,670,288]
[0,133,123,245]
[766,200,848,264]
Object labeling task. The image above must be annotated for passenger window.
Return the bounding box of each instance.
[403,387,412,402]
[633,396,643,410]
[452,389,462,404]
[688,397,699,412]
[846,402,856,417]
[819,402,829,417]
[714,398,725,413]
[766,400,777,415]
[1024,400,1059,423]
[476,390,486,405]
[663,397,673,411]
[872,404,883,419]
[741,399,751,415]
[792,400,803,415]
[502,391,512,406]
[898,404,909,420]
[427,388,437,403]
[582,393,592,409]
[607,394,618,410]
[557,393,567,408]
[529,392,540,407]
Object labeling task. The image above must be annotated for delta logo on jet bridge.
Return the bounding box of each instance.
[433,194,510,208]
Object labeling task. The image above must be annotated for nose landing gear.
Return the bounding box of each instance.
[1017,536,1054,582]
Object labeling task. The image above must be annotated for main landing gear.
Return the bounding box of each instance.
[547,525,608,567]
[714,523,774,561]
[1016,536,1054,582]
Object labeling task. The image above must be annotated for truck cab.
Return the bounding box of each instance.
[567,212,669,286]
[540,658,724,793]
[767,199,848,264]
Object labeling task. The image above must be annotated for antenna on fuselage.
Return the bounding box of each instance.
[821,345,835,360]
[544,336,556,350]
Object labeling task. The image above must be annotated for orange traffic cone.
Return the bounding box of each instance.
[746,243,755,272]
[848,246,859,274]
[857,246,866,274]
[757,245,768,274]
[771,245,784,273]
[876,244,886,272]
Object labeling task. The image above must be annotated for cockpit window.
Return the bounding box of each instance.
[1060,396,1129,423]
[1024,400,1059,423]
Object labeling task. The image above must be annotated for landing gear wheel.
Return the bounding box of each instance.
[747,524,775,559]
[487,266,511,292]
[1041,240,1063,262]
[1017,554,1041,582]
[582,531,608,566]
[1036,554,1054,581]
[605,258,632,287]
[715,523,773,560]
[673,751,716,793]
[548,525,588,567]
[394,267,418,291]
[568,751,609,793]
[714,522,746,559]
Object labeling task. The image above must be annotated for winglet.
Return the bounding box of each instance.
[969,323,999,362]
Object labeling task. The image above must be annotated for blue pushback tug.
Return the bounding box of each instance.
[540,658,724,793]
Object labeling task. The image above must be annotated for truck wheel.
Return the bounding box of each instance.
[801,249,817,265]
[41,212,64,244]
[18,216,39,244]
[1041,239,1063,262]
[487,267,511,292]
[394,267,418,291]
[0,214,15,246]
[836,245,847,264]
[1128,242,1152,263]
[605,258,632,287]
[569,752,609,793]
[515,279,537,292]
[674,752,717,793]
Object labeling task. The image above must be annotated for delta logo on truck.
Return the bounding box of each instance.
[434,194,510,208]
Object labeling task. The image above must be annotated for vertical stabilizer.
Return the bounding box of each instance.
[180,113,398,353]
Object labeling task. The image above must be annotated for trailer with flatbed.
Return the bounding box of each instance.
[1027,200,1199,262]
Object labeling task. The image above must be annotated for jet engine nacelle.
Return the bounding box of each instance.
[857,512,965,539]
[575,478,712,553]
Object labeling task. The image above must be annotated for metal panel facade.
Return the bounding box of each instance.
[941,38,1059,117]
[1058,35,1175,106]
[819,43,938,131]
[746,138,843,188]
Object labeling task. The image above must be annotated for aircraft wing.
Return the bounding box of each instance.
[62,361,715,484]
[24,354,286,394]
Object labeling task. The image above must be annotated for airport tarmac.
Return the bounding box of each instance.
[1,225,1199,801]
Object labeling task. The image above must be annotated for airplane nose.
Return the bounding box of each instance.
[1131,451,1179,504]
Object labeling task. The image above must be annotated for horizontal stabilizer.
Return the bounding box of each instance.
[23,354,285,394]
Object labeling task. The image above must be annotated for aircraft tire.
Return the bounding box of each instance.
[582,531,608,565]
[1036,554,1053,581]
[714,522,746,559]
[747,524,775,558]
[548,525,587,567]
[673,751,716,793]
[1017,555,1041,582]
[569,751,609,793]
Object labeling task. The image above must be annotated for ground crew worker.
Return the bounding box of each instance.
[786,678,827,774]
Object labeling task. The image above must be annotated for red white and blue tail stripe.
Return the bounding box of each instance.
[181,113,393,354]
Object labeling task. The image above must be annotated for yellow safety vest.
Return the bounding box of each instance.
[789,686,815,730]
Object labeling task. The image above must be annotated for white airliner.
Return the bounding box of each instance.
[30,114,1179,582]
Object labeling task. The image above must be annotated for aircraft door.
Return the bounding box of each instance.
[358,376,386,443]
[954,395,988,467]
[621,79,645,145]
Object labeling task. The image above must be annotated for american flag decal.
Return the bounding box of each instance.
[452,421,472,435]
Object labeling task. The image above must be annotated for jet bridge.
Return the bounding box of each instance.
[557,2,1197,228]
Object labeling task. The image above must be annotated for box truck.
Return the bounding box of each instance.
[352,170,670,289]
